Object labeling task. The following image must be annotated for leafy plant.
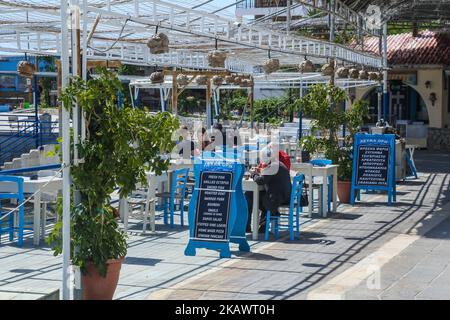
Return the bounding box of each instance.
[47,68,179,276]
[298,84,369,181]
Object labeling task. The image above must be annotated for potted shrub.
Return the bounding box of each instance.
[297,84,369,204]
[47,68,179,299]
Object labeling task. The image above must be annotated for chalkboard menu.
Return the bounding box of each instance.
[194,171,233,241]
[355,145,390,187]
[351,134,396,206]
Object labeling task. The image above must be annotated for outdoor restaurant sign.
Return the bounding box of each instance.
[351,134,397,206]
[185,152,250,258]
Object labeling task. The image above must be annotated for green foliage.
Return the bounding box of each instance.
[253,96,291,125]
[298,84,369,181]
[47,68,179,277]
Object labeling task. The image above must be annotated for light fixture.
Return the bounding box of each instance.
[429,92,437,106]
[425,80,432,89]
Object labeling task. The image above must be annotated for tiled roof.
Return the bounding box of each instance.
[355,30,450,66]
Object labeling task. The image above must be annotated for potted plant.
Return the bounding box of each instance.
[47,68,179,299]
[297,84,369,204]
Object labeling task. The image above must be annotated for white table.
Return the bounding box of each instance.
[0,177,62,245]
[242,179,264,241]
[312,165,338,217]
[290,163,339,218]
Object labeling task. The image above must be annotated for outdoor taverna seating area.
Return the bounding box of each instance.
[0,0,449,305]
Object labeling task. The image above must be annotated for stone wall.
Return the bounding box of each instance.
[428,128,450,151]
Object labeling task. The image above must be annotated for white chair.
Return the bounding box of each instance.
[290,163,314,218]
[123,185,155,234]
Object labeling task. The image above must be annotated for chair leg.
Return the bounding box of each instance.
[274,218,279,240]
[169,196,175,228]
[289,210,294,241]
[41,202,47,240]
[18,206,24,247]
[163,197,168,225]
[180,198,185,227]
[264,211,271,241]
[143,199,150,233]
[9,210,14,241]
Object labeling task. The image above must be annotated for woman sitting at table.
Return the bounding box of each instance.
[176,125,200,158]
[245,145,292,233]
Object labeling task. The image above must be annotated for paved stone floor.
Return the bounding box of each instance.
[147,151,450,300]
[0,150,449,300]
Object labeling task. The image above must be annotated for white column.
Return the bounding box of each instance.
[60,0,72,301]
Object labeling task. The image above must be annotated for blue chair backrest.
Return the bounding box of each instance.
[0,175,24,201]
[310,159,332,167]
[289,174,305,210]
[171,168,190,193]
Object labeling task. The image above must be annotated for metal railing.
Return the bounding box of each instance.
[0,114,59,166]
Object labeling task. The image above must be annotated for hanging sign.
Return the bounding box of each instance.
[185,152,250,258]
[351,134,396,206]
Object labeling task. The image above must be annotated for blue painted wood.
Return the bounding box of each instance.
[0,164,61,175]
[184,153,249,258]
[0,175,24,247]
[265,174,305,241]
[351,134,396,206]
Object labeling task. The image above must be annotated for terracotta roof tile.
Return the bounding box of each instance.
[355,30,450,66]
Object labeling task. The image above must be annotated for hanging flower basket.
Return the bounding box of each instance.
[177,74,189,86]
[17,61,35,78]
[150,71,165,84]
[349,68,360,79]
[240,79,251,87]
[195,76,208,86]
[299,59,315,73]
[321,63,334,76]
[225,75,235,84]
[233,76,242,85]
[369,72,379,81]
[336,67,349,78]
[207,50,227,68]
[212,75,223,86]
[377,72,384,81]
[147,33,170,54]
[359,70,369,80]
[262,58,280,74]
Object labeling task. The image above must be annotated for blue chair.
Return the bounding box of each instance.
[156,168,190,228]
[265,174,305,241]
[0,176,25,247]
[310,159,333,213]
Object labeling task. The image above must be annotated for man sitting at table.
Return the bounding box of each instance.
[245,144,292,233]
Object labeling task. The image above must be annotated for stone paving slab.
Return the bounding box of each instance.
[146,151,450,300]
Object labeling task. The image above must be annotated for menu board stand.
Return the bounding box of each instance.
[351,134,396,206]
[184,155,250,258]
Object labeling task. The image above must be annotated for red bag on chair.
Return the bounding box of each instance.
[278,150,291,171]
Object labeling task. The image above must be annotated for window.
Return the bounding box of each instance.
[0,75,16,90]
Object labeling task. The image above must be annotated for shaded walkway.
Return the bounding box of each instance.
[147,151,450,300]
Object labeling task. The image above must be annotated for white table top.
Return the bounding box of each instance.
[0,176,62,194]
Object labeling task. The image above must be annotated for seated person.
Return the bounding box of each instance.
[245,145,292,233]
[176,125,199,158]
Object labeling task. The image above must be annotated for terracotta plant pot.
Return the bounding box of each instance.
[337,180,352,204]
[81,258,124,300]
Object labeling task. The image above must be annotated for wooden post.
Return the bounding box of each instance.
[172,71,178,115]
[206,78,212,128]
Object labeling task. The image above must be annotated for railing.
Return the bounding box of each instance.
[237,0,288,9]
[0,114,59,166]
